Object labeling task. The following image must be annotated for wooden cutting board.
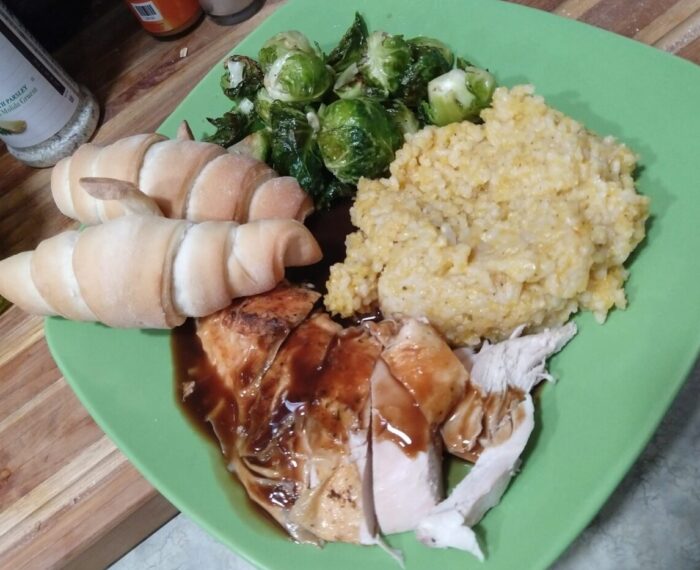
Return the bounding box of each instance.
[0,1,698,568]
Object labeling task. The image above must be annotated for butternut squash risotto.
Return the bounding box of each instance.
[325,85,649,345]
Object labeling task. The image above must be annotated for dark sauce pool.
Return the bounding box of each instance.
[286,198,354,296]
[172,319,284,532]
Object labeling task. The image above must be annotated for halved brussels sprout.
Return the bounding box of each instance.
[258,31,322,72]
[333,63,386,100]
[359,31,411,97]
[264,51,334,103]
[318,98,403,184]
[408,36,455,67]
[385,100,420,136]
[254,88,274,126]
[462,65,496,108]
[398,44,453,107]
[326,12,368,73]
[420,67,495,126]
[219,55,263,100]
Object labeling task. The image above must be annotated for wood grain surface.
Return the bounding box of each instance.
[0,1,698,568]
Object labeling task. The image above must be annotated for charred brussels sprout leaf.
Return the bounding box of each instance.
[359,31,411,97]
[455,56,475,70]
[219,55,263,100]
[385,100,420,136]
[326,12,368,73]
[202,102,257,148]
[264,51,333,103]
[318,98,403,184]
[320,178,355,209]
[258,31,322,72]
[269,101,327,202]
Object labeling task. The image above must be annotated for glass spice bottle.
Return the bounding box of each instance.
[0,3,99,168]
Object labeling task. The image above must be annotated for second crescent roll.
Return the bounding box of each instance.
[51,133,313,226]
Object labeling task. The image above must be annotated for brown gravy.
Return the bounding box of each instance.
[286,198,354,295]
[172,318,222,442]
[171,319,285,532]
[371,360,430,457]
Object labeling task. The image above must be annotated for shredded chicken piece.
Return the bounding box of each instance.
[416,323,577,557]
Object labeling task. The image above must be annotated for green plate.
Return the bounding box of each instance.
[45,0,700,568]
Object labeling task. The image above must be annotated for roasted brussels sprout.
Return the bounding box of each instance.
[398,38,454,107]
[462,65,496,108]
[326,12,368,72]
[385,100,420,136]
[359,31,411,97]
[228,130,271,162]
[202,12,500,208]
[408,36,455,67]
[333,63,385,100]
[420,67,495,126]
[258,31,322,72]
[268,102,350,209]
[269,101,327,201]
[219,55,263,100]
[264,51,334,103]
[254,88,274,126]
[318,98,403,184]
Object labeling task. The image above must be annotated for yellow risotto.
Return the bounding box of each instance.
[325,85,650,345]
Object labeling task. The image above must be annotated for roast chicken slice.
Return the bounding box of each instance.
[380,319,468,426]
[195,286,383,545]
[197,281,320,395]
[287,326,382,543]
[370,359,442,535]
[232,312,341,543]
[368,319,468,535]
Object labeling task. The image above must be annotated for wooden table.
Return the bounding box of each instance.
[1,1,698,568]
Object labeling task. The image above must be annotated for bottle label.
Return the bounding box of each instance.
[0,10,80,149]
[125,0,201,36]
[130,2,164,23]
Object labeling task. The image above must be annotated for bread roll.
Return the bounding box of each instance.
[51,130,313,225]
[0,216,322,328]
